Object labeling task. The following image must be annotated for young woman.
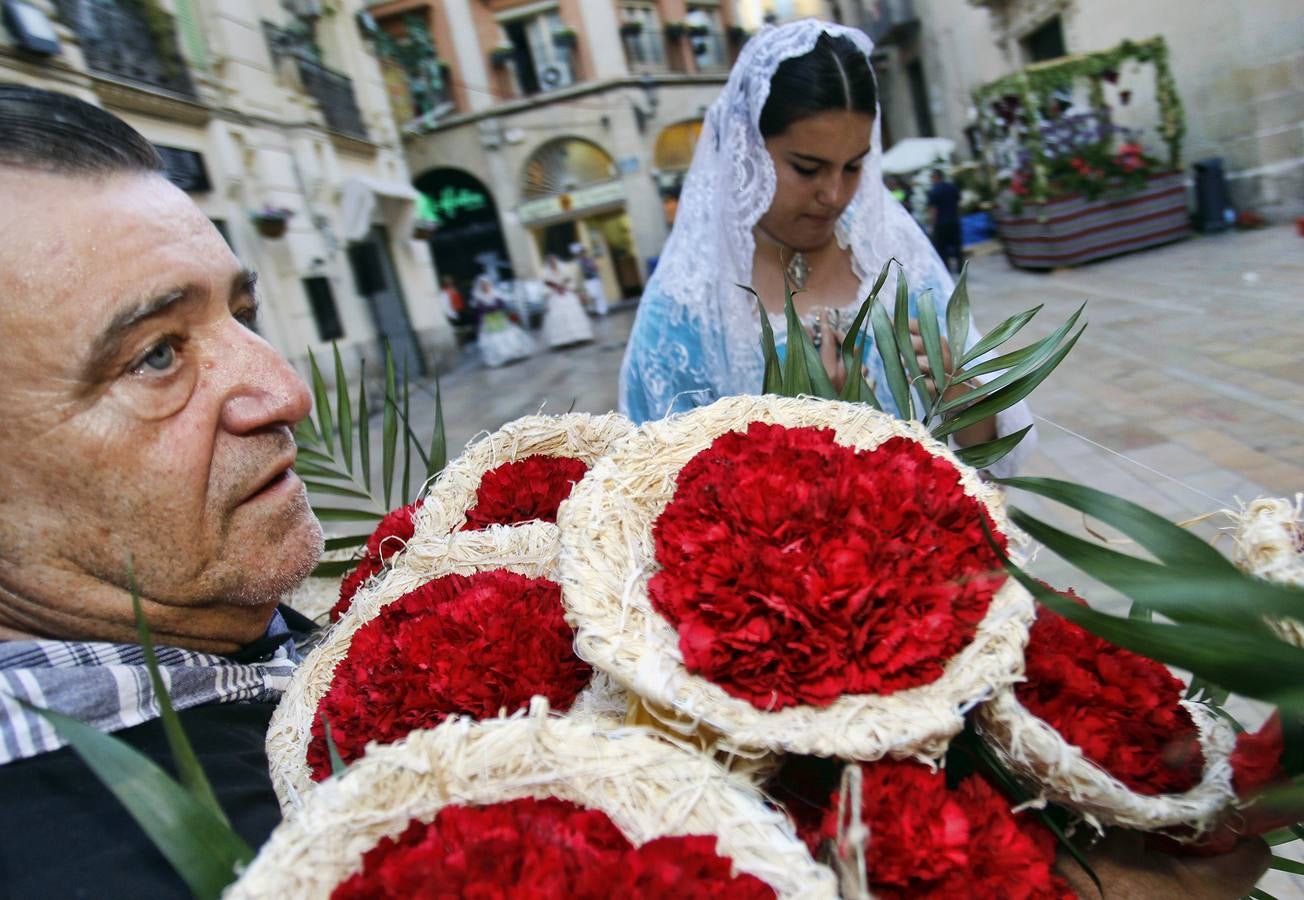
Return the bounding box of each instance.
[471,275,535,368]
[618,20,1033,476]
[540,253,595,348]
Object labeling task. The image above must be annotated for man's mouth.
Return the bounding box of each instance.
[243,454,299,503]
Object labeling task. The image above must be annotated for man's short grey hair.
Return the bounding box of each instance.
[0,83,163,175]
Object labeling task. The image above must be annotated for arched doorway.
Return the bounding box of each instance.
[653,120,703,226]
[518,137,643,298]
[413,167,510,290]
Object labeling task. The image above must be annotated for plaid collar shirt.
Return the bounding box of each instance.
[0,611,302,765]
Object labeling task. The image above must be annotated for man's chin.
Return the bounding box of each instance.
[220,511,323,606]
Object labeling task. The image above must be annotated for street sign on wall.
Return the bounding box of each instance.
[516,180,626,225]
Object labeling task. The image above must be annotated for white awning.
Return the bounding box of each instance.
[881,138,956,175]
[340,176,420,242]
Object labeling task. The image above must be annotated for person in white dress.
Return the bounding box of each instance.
[472,275,535,367]
[540,253,595,347]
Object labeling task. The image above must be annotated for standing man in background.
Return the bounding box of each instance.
[926,168,963,275]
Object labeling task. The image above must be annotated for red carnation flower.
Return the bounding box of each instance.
[332,798,774,899]
[309,571,591,779]
[819,760,1074,899]
[649,424,1006,710]
[1016,589,1204,795]
[331,501,423,622]
[461,455,589,530]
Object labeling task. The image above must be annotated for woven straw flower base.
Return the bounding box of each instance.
[415,411,634,538]
[1224,494,1304,647]
[975,688,1236,834]
[266,525,624,813]
[233,705,837,900]
[557,394,1035,761]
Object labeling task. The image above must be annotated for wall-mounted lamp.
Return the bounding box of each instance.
[2,0,60,56]
[632,74,659,134]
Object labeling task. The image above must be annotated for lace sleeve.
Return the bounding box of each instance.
[618,281,720,423]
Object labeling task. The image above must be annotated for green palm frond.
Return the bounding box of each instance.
[294,343,446,576]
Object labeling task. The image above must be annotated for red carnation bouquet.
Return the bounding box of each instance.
[308,570,592,779]
[560,396,1035,761]
[810,759,1074,899]
[461,454,589,530]
[649,423,1007,711]
[331,500,422,622]
[976,585,1235,834]
[333,798,774,899]
[1016,591,1205,796]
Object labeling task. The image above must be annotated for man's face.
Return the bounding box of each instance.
[0,171,322,643]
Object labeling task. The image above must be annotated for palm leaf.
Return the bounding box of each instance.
[306,350,334,455]
[332,344,353,475]
[916,289,946,415]
[957,305,1042,368]
[427,373,447,481]
[944,262,971,373]
[953,424,1033,469]
[870,298,913,419]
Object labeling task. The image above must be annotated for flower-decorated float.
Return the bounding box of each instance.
[31,272,1302,897]
[975,37,1191,269]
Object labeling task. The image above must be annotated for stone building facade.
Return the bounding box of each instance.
[827,0,1304,218]
[1,0,455,381]
[366,0,745,300]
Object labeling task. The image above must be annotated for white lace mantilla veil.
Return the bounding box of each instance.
[634,18,956,407]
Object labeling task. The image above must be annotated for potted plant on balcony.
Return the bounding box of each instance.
[620,21,643,38]
[687,22,710,38]
[489,44,515,68]
[664,21,686,40]
[250,206,294,239]
[727,24,749,47]
[552,27,577,50]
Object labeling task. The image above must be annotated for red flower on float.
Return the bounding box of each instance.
[331,501,423,622]
[649,424,1006,710]
[461,455,589,530]
[332,797,775,899]
[309,571,591,780]
[1016,589,1204,795]
[818,759,1074,899]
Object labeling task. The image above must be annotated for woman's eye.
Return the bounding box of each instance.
[845,165,862,174]
[134,341,176,374]
[793,164,818,177]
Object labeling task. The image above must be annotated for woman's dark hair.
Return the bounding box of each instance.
[0,83,163,175]
[759,34,877,138]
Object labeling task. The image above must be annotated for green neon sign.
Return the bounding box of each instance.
[419,186,488,225]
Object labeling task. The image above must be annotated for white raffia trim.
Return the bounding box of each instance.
[266,525,624,813]
[975,688,1236,835]
[1223,494,1304,646]
[557,394,1034,760]
[233,706,838,900]
[414,411,635,538]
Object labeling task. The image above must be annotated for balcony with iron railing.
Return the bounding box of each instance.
[264,21,368,140]
[54,0,195,97]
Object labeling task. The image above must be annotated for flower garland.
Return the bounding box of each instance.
[1016,591,1204,796]
[461,454,589,530]
[307,571,591,779]
[820,760,1075,899]
[331,501,422,622]
[332,798,775,899]
[649,423,1006,710]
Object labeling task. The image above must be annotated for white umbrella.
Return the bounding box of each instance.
[881,137,956,175]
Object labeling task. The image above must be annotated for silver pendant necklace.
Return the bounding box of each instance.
[756,226,811,291]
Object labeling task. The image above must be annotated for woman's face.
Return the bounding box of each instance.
[757,109,874,251]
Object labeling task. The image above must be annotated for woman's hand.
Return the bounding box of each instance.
[813,308,847,393]
[1056,831,1269,900]
[907,318,996,446]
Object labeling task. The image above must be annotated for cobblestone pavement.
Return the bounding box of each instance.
[411,227,1304,894]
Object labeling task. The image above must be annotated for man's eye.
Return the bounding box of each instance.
[235,306,259,329]
[134,341,176,374]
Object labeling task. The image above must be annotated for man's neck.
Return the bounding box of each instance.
[0,566,278,654]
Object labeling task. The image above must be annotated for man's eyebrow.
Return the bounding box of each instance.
[83,288,189,380]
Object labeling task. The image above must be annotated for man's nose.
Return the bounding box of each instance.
[218,322,313,435]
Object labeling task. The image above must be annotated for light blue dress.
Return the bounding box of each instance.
[618,271,1036,477]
